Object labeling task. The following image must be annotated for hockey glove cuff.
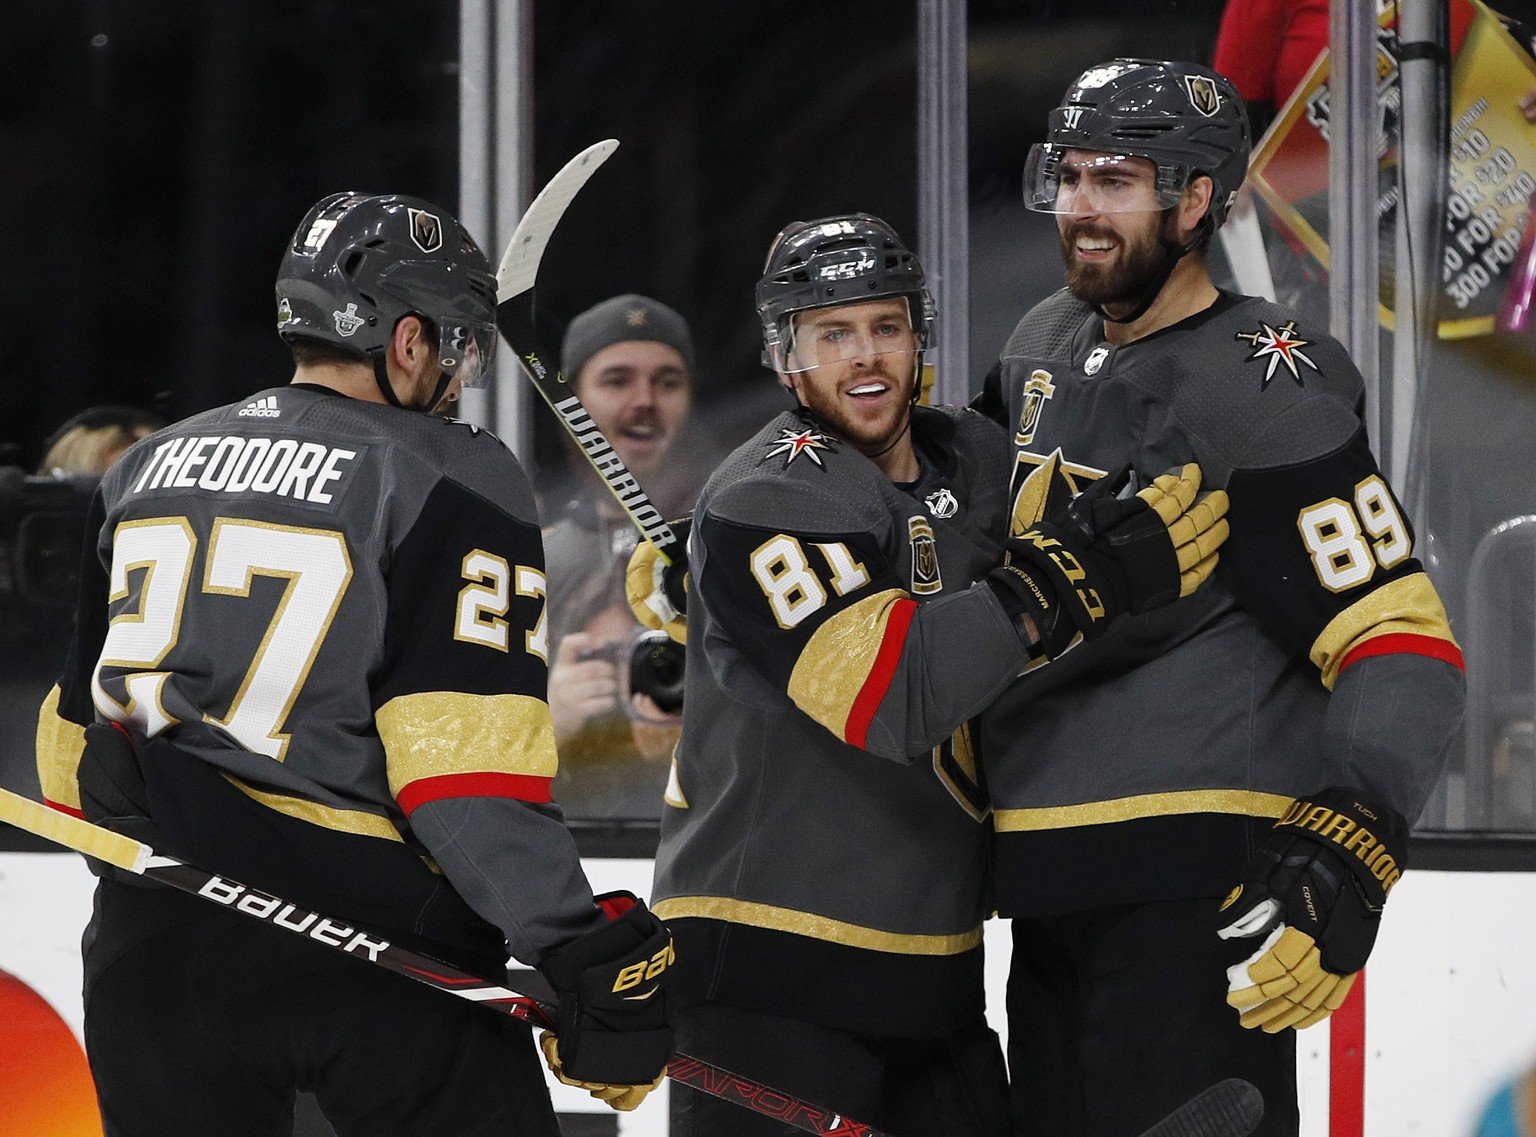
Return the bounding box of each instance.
[539,1031,664,1111]
[993,463,1228,659]
[1217,787,1408,1032]
[77,721,171,882]
[625,518,691,645]
[537,891,675,1087]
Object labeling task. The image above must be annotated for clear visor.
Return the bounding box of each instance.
[1023,145,1183,215]
[774,305,922,376]
[438,321,498,388]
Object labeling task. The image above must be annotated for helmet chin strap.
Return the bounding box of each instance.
[372,355,454,413]
[1095,208,1205,326]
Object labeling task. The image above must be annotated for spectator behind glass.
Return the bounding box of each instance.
[543,294,702,822]
[0,404,164,847]
[37,405,164,475]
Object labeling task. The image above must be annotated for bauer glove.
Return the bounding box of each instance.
[625,518,691,645]
[1217,787,1408,1032]
[989,462,1229,659]
[537,891,674,1107]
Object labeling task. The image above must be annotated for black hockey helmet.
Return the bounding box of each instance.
[755,213,936,373]
[1024,59,1251,230]
[275,192,499,389]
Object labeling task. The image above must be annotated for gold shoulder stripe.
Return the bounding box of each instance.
[787,588,908,740]
[652,895,983,956]
[1309,572,1459,691]
[35,685,86,813]
[379,691,558,798]
[994,788,1293,831]
[222,773,405,843]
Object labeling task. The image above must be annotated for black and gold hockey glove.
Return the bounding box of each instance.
[989,462,1229,659]
[1217,787,1409,1032]
[625,518,691,645]
[537,891,674,1110]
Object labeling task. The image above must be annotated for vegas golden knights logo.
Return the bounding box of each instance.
[908,516,942,595]
[1016,369,1056,447]
[1184,75,1221,117]
[408,207,444,253]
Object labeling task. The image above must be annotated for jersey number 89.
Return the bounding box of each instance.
[1296,475,1412,593]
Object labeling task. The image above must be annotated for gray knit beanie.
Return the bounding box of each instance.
[561,294,696,384]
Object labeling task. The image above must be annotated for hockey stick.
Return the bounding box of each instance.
[494,139,682,565]
[0,787,890,1137]
[1136,1078,1264,1137]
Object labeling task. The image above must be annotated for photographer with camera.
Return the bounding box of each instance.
[543,294,702,821]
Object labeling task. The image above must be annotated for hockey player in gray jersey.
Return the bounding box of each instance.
[632,214,1230,1136]
[36,193,672,1136]
[975,60,1466,1136]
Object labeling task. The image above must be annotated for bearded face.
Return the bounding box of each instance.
[1057,208,1174,311]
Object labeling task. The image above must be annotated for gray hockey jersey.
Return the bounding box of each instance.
[979,290,1466,917]
[38,384,603,967]
[652,404,1027,1035]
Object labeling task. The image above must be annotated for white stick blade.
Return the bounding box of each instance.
[496,139,620,302]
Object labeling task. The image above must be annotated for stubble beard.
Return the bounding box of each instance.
[799,364,916,454]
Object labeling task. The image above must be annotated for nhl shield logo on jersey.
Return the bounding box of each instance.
[1083,345,1110,376]
[1185,74,1222,116]
[764,426,834,468]
[907,516,943,595]
[1016,369,1056,446]
[924,487,959,519]
[1235,320,1320,388]
[408,207,443,253]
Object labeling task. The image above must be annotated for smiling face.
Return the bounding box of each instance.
[574,340,692,476]
[1053,150,1174,310]
[779,297,921,456]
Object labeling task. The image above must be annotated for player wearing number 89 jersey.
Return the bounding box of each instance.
[973,59,1466,1137]
[34,192,671,1137]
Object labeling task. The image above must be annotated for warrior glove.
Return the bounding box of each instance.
[537,891,674,1109]
[989,462,1228,659]
[625,518,691,645]
[1217,787,1409,1032]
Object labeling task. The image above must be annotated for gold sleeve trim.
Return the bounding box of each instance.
[222,773,405,843]
[1309,572,1459,691]
[652,895,983,956]
[994,788,1293,832]
[378,690,558,797]
[36,685,86,812]
[786,588,907,738]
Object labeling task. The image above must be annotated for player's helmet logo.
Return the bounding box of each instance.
[1184,74,1222,117]
[333,302,366,337]
[408,207,444,253]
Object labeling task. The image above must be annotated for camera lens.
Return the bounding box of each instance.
[629,630,686,713]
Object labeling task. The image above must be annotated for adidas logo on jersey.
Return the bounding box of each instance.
[238,395,281,419]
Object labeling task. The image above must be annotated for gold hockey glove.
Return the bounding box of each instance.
[539,1031,665,1111]
[991,462,1229,658]
[1217,787,1408,1032]
[625,518,691,645]
[537,891,675,1091]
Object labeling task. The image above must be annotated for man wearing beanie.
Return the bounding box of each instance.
[543,294,701,822]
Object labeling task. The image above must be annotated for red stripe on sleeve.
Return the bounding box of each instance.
[1339,632,1465,675]
[843,598,918,750]
[43,799,85,820]
[396,771,552,816]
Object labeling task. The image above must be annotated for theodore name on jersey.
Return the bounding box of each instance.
[130,434,362,506]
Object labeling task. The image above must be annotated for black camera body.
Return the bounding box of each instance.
[0,467,98,612]
[577,628,686,714]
